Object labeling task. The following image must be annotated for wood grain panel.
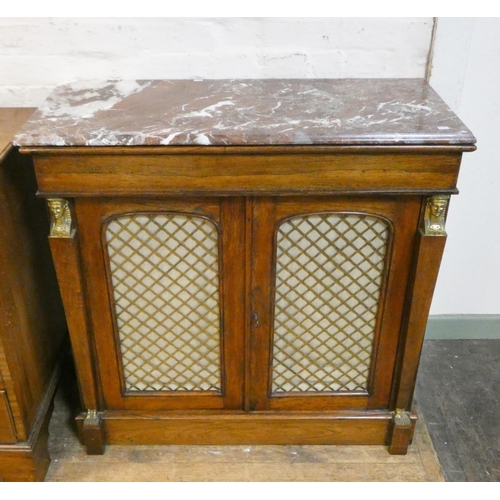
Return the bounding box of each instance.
[392,229,448,410]
[102,410,393,445]
[32,152,462,196]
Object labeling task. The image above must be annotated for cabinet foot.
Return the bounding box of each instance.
[387,409,415,455]
[82,409,106,455]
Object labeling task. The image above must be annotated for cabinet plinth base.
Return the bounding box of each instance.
[76,409,418,453]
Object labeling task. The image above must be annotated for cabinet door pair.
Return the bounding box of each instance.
[75,196,419,413]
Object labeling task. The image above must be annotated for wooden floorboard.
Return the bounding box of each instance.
[45,387,443,482]
[47,338,500,481]
[414,339,500,482]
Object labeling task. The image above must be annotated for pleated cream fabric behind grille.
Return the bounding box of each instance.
[105,213,222,392]
[272,213,389,393]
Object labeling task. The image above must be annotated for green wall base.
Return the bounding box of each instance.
[425,315,500,340]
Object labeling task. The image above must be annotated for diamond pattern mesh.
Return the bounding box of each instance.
[271,213,389,393]
[105,214,222,392]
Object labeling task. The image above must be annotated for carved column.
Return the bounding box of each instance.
[388,194,450,454]
[46,198,105,454]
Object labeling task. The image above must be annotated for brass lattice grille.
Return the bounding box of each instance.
[105,214,222,392]
[271,213,390,393]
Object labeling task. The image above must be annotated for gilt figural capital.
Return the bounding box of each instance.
[424,195,450,236]
[47,198,74,238]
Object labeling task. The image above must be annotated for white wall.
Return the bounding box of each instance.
[429,18,500,315]
[0,17,433,106]
[4,16,497,315]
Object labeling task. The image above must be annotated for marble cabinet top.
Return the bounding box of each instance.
[13,79,476,148]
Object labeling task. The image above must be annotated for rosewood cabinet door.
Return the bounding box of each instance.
[76,197,245,411]
[249,196,420,412]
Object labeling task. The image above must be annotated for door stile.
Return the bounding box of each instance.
[244,196,254,412]
[219,197,247,409]
[249,197,276,411]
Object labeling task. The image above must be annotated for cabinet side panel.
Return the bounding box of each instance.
[393,228,448,410]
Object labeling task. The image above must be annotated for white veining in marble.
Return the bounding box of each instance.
[14,79,476,147]
[39,80,151,120]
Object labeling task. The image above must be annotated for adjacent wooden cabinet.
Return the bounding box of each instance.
[15,79,476,456]
[0,109,67,481]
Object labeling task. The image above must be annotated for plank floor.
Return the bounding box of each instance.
[414,339,500,482]
[45,373,443,482]
[46,338,500,482]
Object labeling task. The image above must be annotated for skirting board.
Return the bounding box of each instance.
[425,315,500,340]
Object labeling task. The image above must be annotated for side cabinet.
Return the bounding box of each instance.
[0,109,67,481]
[23,147,464,456]
[13,75,474,460]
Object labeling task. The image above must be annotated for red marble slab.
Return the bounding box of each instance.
[14,79,476,147]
